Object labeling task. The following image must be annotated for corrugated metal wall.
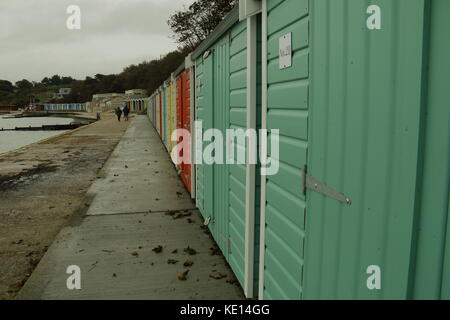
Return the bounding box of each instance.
[257,0,449,301]
[143,0,449,300]
[303,0,450,300]
[410,0,450,300]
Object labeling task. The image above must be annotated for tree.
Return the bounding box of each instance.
[61,76,75,85]
[168,0,238,49]
[41,77,51,86]
[50,75,62,86]
[95,74,106,82]
[15,79,33,90]
[84,76,97,85]
[0,80,15,92]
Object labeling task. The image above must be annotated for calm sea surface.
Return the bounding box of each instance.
[0,115,74,154]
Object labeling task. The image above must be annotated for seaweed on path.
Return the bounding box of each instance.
[0,163,58,191]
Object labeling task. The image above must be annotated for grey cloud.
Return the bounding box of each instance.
[0,0,194,82]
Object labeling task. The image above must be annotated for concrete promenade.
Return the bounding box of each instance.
[17,115,244,300]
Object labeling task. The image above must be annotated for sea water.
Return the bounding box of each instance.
[0,115,74,154]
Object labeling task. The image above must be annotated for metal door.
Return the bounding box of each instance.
[169,80,177,154]
[154,95,157,126]
[195,56,210,216]
[260,0,310,300]
[195,34,231,254]
[167,84,173,152]
[176,75,183,172]
[212,34,231,257]
[155,95,159,134]
[163,85,168,148]
[159,92,162,138]
[228,20,251,290]
[202,53,215,227]
[182,69,192,193]
[304,0,428,299]
[176,76,183,130]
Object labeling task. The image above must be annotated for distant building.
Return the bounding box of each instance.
[92,93,123,101]
[59,88,72,95]
[88,93,127,113]
[106,96,128,110]
[53,88,72,99]
[86,89,149,113]
[125,89,148,97]
[87,90,149,113]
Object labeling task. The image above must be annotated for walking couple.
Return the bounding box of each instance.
[115,103,130,122]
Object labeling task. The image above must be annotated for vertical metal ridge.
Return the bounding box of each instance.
[353,0,371,299]
[258,0,268,300]
[409,0,450,300]
[380,0,399,300]
[316,0,332,298]
[245,16,258,298]
[335,0,349,298]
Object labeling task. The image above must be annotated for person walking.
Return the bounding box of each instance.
[115,107,122,122]
[123,104,130,121]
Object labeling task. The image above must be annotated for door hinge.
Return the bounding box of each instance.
[302,165,352,205]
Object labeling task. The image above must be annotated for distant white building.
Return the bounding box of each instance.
[88,93,127,113]
[87,90,148,113]
[59,88,72,95]
[92,93,123,101]
[125,89,147,97]
[53,88,72,99]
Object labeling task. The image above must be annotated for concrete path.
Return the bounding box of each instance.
[17,116,244,300]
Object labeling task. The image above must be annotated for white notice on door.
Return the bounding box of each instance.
[279,33,292,70]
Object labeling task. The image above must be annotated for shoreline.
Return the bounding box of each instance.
[0,114,132,299]
[3,111,98,122]
[0,114,100,156]
[0,121,97,158]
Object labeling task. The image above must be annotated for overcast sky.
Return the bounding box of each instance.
[0,0,195,83]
